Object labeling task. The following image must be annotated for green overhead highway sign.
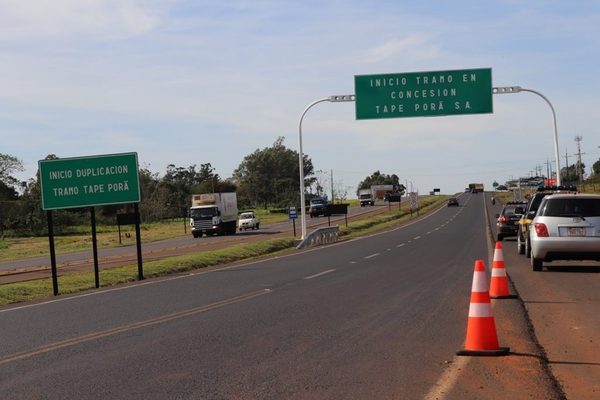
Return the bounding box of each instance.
[39,152,141,210]
[354,68,493,120]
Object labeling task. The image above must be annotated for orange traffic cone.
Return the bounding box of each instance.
[457,260,509,356]
[489,242,517,299]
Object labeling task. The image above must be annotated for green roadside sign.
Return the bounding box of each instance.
[354,68,493,120]
[39,152,141,210]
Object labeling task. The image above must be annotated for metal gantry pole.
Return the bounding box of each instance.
[493,86,562,186]
[298,95,355,240]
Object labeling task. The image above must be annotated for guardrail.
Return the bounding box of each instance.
[296,226,340,249]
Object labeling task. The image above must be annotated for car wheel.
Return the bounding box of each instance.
[256,223,260,230]
[531,256,543,271]
[497,233,503,241]
[517,234,525,254]
[525,235,531,258]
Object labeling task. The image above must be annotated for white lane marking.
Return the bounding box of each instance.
[413,236,421,240]
[396,243,406,248]
[304,269,336,280]
[364,253,380,259]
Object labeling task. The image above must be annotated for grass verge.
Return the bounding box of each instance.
[0,237,295,306]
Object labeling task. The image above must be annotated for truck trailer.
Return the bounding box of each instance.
[468,183,484,193]
[189,193,238,238]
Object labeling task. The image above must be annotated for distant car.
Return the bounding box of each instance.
[496,202,526,241]
[447,197,459,207]
[238,211,260,230]
[529,193,600,271]
[309,197,327,218]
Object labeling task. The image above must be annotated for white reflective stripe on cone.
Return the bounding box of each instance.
[471,271,488,292]
[468,302,493,318]
[493,250,504,261]
[491,268,507,277]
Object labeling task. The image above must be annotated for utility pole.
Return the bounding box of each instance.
[330,169,334,204]
[575,135,584,182]
[562,148,570,183]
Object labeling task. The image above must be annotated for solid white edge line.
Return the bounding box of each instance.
[422,356,470,400]
[423,193,494,400]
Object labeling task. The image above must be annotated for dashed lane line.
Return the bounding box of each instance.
[364,253,380,259]
[304,269,336,280]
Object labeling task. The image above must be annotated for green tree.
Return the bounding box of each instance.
[593,159,600,175]
[561,161,585,183]
[357,171,406,195]
[0,153,24,187]
[160,162,231,217]
[233,136,314,208]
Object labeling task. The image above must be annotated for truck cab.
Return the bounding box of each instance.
[189,193,238,237]
[358,190,374,206]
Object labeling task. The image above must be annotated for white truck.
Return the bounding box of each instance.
[358,189,374,206]
[189,193,238,238]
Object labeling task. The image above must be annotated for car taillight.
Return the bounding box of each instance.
[534,223,549,237]
[498,216,509,223]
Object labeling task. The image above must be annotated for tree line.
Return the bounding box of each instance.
[1,136,411,237]
[0,138,317,237]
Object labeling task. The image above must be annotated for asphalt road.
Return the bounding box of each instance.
[0,194,563,399]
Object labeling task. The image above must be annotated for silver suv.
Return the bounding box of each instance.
[529,193,600,271]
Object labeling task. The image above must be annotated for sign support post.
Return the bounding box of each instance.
[46,210,59,296]
[90,207,99,288]
[134,203,144,280]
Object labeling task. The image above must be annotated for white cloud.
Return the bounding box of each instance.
[361,35,440,64]
[0,0,160,41]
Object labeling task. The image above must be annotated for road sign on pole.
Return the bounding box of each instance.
[39,152,141,210]
[354,68,493,120]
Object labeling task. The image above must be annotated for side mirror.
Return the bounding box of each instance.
[495,214,499,218]
[526,211,536,220]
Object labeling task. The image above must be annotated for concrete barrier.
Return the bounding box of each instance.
[296,226,340,249]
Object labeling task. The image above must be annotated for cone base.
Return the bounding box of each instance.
[456,347,510,356]
[490,294,518,299]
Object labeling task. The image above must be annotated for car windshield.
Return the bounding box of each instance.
[190,207,217,218]
[240,213,254,219]
[539,198,600,217]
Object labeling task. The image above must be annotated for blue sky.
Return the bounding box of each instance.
[2,0,599,197]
